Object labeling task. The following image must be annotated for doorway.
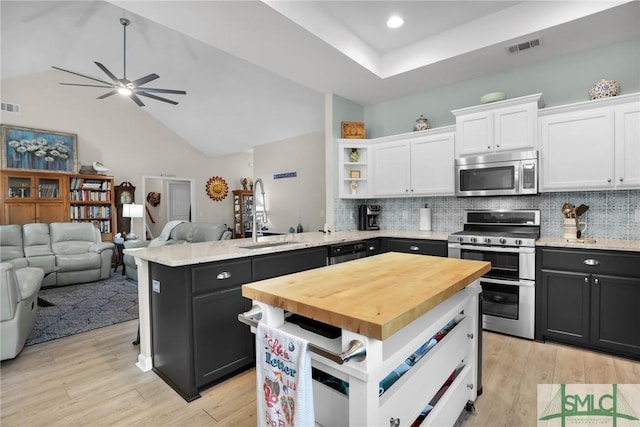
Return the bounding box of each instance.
[168,181,191,222]
[142,176,195,240]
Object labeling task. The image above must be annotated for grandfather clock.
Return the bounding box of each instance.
[114,182,135,236]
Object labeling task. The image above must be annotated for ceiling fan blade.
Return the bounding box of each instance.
[136,91,179,105]
[52,66,113,86]
[130,73,159,88]
[97,90,118,99]
[94,61,120,84]
[129,93,146,107]
[136,87,187,95]
[59,83,115,89]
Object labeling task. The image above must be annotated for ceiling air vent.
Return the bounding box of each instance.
[507,38,542,54]
[1,102,21,113]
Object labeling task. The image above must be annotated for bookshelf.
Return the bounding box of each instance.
[68,174,115,241]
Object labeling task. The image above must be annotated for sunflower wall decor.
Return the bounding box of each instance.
[205,176,229,201]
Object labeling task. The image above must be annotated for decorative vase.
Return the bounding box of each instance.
[414,115,431,131]
[589,78,620,100]
[350,180,358,195]
[297,223,303,233]
[349,148,359,162]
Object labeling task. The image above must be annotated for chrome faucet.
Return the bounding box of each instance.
[252,178,267,242]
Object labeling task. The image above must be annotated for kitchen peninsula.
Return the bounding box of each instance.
[126,230,449,374]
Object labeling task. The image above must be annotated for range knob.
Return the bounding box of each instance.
[484,238,491,244]
[515,239,523,245]
[458,236,464,242]
[499,238,507,244]
[470,237,477,243]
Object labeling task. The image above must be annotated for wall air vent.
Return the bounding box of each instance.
[507,38,542,54]
[1,102,21,113]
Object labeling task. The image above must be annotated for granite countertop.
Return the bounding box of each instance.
[243,252,490,340]
[123,230,450,267]
[124,229,639,267]
[536,237,640,252]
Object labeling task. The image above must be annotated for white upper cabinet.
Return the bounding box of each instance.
[614,101,640,188]
[372,128,455,197]
[452,93,544,157]
[409,133,455,195]
[372,140,411,196]
[540,93,640,191]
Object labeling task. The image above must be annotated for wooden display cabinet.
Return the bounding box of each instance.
[232,189,253,238]
[1,170,67,225]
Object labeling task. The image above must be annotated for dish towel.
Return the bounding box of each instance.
[256,322,314,426]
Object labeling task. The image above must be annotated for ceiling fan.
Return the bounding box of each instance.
[52,18,186,107]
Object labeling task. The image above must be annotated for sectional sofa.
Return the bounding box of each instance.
[0,223,114,288]
[122,222,232,281]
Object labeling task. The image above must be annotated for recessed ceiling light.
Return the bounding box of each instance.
[386,15,404,29]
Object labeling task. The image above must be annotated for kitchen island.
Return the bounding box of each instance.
[241,252,490,426]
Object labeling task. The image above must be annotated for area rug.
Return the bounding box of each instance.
[25,274,138,346]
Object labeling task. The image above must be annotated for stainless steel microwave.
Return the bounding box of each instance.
[455,150,538,197]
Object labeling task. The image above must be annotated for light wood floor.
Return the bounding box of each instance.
[1,320,639,426]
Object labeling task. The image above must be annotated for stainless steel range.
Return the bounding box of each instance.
[447,210,540,339]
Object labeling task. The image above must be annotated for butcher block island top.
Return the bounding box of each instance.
[242,252,490,341]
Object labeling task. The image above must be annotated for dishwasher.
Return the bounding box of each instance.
[326,240,367,265]
[287,240,368,338]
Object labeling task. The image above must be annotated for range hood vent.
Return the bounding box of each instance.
[507,38,542,54]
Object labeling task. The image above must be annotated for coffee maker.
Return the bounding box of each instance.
[358,205,381,230]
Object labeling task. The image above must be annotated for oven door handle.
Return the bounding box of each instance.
[447,243,535,254]
[480,277,535,287]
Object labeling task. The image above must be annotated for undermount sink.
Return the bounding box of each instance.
[239,241,294,250]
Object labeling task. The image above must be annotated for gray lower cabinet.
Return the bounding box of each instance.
[536,247,640,359]
[149,258,254,401]
[252,246,327,281]
[383,238,448,257]
[365,238,383,256]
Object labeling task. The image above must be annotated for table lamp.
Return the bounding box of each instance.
[122,203,144,240]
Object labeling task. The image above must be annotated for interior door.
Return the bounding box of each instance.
[168,181,191,221]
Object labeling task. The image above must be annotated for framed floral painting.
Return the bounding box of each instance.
[1,125,78,173]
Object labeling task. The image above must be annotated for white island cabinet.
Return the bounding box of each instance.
[241,252,490,427]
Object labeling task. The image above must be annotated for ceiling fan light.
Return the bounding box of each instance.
[118,86,132,96]
[386,15,404,29]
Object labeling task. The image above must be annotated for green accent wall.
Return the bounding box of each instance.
[364,38,640,138]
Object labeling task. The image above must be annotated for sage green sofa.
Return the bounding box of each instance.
[122,222,232,281]
[0,223,114,288]
[0,261,44,360]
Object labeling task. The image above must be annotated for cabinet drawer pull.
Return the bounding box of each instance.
[594,278,600,285]
[216,271,231,280]
[409,245,420,251]
[584,277,589,283]
[583,259,600,266]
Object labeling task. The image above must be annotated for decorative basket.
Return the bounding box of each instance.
[589,78,620,100]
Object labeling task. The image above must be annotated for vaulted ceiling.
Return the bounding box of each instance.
[1,1,638,157]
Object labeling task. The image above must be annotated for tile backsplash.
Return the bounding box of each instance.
[335,190,640,240]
